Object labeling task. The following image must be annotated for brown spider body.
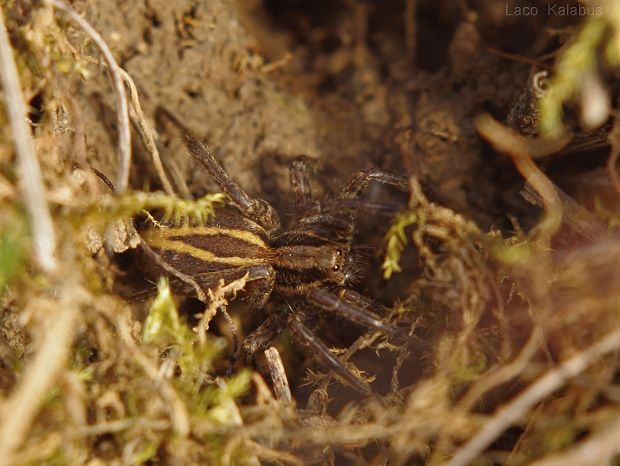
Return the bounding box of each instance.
[137,136,409,395]
[138,206,355,300]
[138,206,274,308]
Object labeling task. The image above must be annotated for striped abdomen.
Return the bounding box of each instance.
[137,207,271,277]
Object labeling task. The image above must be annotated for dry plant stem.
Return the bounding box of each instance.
[0,5,57,272]
[116,310,190,437]
[196,296,219,345]
[265,347,293,403]
[475,113,562,242]
[119,69,174,195]
[166,158,193,199]
[445,327,620,466]
[433,329,544,466]
[527,415,620,466]
[77,418,169,437]
[456,327,543,413]
[0,293,80,465]
[245,439,304,466]
[606,117,620,195]
[46,0,131,193]
[195,275,247,345]
[432,328,543,465]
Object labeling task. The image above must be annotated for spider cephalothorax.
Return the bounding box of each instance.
[136,136,409,395]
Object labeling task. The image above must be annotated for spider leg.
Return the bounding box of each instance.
[307,288,401,338]
[300,198,401,217]
[338,288,386,313]
[289,156,315,209]
[287,315,372,396]
[185,136,281,234]
[339,168,408,199]
[291,169,407,221]
[240,313,287,365]
[309,288,430,349]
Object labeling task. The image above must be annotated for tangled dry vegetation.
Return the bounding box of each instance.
[4,0,620,465]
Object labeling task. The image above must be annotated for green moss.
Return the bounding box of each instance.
[76,191,226,232]
[0,209,27,294]
[382,210,418,279]
[131,441,159,465]
[142,279,250,432]
[539,8,620,135]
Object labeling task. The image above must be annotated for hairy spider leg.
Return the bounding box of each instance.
[289,156,315,210]
[300,198,402,216]
[338,288,384,312]
[307,288,402,339]
[240,313,288,364]
[339,168,409,199]
[310,287,430,349]
[241,302,379,396]
[289,158,408,217]
[185,136,281,235]
[287,315,372,396]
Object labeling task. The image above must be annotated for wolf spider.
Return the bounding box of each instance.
[138,136,411,395]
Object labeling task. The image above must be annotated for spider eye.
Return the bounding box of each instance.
[332,265,340,271]
[336,249,342,256]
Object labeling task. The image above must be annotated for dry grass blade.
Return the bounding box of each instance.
[245,439,304,466]
[475,113,562,243]
[0,5,57,272]
[527,415,620,466]
[445,328,620,466]
[46,0,131,194]
[119,69,175,195]
[0,291,80,465]
[265,347,293,403]
[455,327,543,413]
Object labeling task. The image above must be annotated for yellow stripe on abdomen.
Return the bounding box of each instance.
[146,237,268,267]
[156,226,267,248]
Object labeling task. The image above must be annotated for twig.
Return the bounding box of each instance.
[455,327,543,413]
[76,418,169,437]
[260,52,293,74]
[475,113,562,243]
[219,306,239,372]
[0,5,57,272]
[119,69,174,195]
[91,167,115,191]
[194,275,247,356]
[0,289,80,465]
[527,415,620,466]
[46,0,131,193]
[265,347,292,404]
[245,439,304,466]
[486,47,555,67]
[445,327,620,466]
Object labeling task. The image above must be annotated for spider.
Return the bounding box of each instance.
[136,136,411,395]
